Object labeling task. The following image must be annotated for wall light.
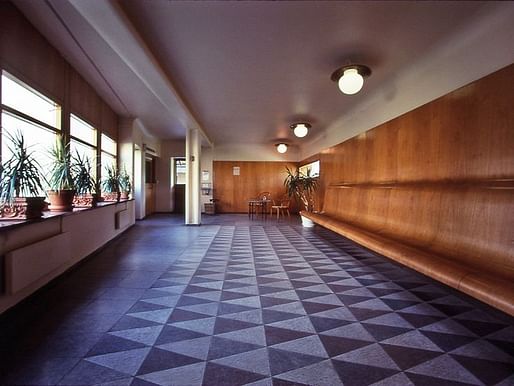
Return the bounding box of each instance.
[331,64,371,95]
[290,122,311,138]
[276,143,288,154]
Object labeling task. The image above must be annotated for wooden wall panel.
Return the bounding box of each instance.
[0,2,119,142]
[0,3,66,103]
[213,161,298,213]
[311,64,514,281]
[70,70,102,129]
[101,101,118,140]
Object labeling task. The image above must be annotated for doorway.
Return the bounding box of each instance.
[173,157,186,214]
[145,156,156,216]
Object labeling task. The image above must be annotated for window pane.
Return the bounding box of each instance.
[299,160,320,177]
[101,151,116,175]
[175,158,186,185]
[101,133,117,155]
[1,72,60,129]
[1,111,56,194]
[71,114,96,146]
[71,139,97,180]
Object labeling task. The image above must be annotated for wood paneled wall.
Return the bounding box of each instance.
[213,161,298,213]
[0,2,118,139]
[308,64,514,280]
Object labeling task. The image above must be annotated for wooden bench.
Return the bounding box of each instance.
[301,181,514,316]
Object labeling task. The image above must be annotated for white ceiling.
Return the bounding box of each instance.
[12,0,513,151]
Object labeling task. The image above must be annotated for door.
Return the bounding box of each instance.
[173,158,186,213]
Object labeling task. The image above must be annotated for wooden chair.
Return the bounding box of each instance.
[271,196,290,220]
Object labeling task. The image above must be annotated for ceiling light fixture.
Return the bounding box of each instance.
[331,64,371,95]
[276,143,288,154]
[290,122,311,138]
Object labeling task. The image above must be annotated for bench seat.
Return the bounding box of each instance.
[301,210,514,316]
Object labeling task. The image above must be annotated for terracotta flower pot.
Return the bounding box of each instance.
[47,189,76,212]
[73,193,98,208]
[120,192,129,200]
[0,197,46,220]
[102,191,120,202]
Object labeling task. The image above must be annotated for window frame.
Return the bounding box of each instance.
[1,70,62,175]
[299,160,320,178]
[100,133,118,177]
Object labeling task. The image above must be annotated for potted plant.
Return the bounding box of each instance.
[118,166,131,200]
[71,151,98,208]
[47,135,75,211]
[283,166,318,227]
[102,164,120,202]
[0,131,46,219]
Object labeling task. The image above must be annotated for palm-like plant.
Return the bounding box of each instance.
[118,166,131,195]
[283,166,318,212]
[0,130,44,204]
[102,164,119,194]
[48,134,74,191]
[71,151,96,195]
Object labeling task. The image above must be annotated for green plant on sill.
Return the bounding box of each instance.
[71,151,97,195]
[102,164,120,193]
[47,134,74,191]
[118,165,131,194]
[283,166,318,212]
[0,130,45,205]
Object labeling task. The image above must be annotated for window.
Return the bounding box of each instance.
[299,160,320,177]
[70,114,97,179]
[174,158,186,185]
[1,71,61,193]
[101,133,117,173]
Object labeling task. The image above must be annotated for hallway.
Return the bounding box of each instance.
[1,215,513,385]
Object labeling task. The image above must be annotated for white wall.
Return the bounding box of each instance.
[0,201,135,314]
[155,140,185,212]
[300,3,514,160]
[122,118,163,219]
[213,143,299,162]
[200,146,213,213]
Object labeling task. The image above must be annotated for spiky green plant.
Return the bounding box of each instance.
[283,166,318,212]
[102,164,119,193]
[71,151,96,195]
[118,166,131,194]
[0,130,44,204]
[48,134,74,191]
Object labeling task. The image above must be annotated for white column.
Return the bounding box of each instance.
[185,128,201,225]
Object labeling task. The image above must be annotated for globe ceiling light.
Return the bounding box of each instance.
[290,122,311,138]
[331,64,372,95]
[276,143,288,154]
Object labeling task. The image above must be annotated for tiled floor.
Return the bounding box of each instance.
[1,214,513,385]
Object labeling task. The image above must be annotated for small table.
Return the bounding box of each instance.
[248,199,272,219]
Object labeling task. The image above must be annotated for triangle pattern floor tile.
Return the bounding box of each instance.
[57,360,129,385]
[273,359,344,386]
[331,359,400,386]
[451,354,514,385]
[85,347,151,376]
[4,222,513,386]
[202,362,267,386]
[406,354,483,384]
[333,343,400,370]
[136,348,203,376]
[319,335,373,357]
[157,335,212,360]
[216,325,267,346]
[268,348,325,376]
[207,336,263,360]
[136,362,206,386]
[109,326,164,346]
[211,347,271,376]
[270,335,329,358]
